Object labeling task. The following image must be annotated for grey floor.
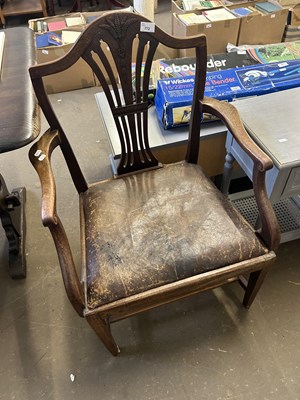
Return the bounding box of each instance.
[1,1,300,399]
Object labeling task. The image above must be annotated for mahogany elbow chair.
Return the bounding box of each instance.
[29,12,280,355]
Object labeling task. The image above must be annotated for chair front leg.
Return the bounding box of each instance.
[86,313,120,356]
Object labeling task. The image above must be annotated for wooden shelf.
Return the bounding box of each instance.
[0,0,47,26]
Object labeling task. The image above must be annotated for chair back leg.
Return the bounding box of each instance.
[243,267,272,309]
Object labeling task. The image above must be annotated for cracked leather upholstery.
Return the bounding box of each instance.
[81,161,267,310]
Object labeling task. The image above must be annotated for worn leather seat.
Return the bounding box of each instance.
[82,161,267,309]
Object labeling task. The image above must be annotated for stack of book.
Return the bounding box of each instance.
[182,0,223,10]
[231,7,256,17]
[246,41,300,63]
[177,13,210,25]
[179,6,237,23]
[35,30,82,48]
[29,15,85,33]
[202,7,237,21]
[255,1,282,14]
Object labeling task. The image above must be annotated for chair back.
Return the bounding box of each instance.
[30,12,207,175]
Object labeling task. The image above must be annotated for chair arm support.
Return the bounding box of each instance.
[29,129,61,227]
[252,168,281,251]
[200,97,280,251]
[49,217,85,316]
[201,97,273,172]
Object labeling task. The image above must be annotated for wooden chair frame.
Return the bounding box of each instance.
[29,12,280,355]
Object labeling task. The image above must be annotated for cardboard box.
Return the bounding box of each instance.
[29,12,86,32]
[31,9,177,94]
[156,52,258,76]
[171,0,230,34]
[31,11,128,93]
[171,0,233,15]
[172,12,240,55]
[265,59,300,90]
[155,60,300,129]
[35,40,96,94]
[237,2,289,45]
[172,0,187,15]
[277,0,299,6]
[155,67,276,129]
[30,13,96,93]
[155,76,195,129]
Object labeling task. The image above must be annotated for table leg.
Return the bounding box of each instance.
[68,0,82,12]
[221,151,235,195]
[46,0,55,15]
[0,175,26,278]
[0,6,5,28]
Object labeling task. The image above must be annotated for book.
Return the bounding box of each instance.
[182,0,222,10]
[247,5,262,13]
[47,20,67,31]
[30,19,48,32]
[178,13,209,25]
[255,2,282,13]
[231,7,253,17]
[0,31,5,76]
[65,16,83,27]
[86,15,98,24]
[203,8,237,21]
[35,33,50,48]
[62,30,82,44]
[247,41,300,63]
[35,32,63,48]
[48,32,63,46]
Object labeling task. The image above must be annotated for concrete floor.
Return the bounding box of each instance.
[1,1,300,399]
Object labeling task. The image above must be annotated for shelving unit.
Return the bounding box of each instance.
[0,0,47,27]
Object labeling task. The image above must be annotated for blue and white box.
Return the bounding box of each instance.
[155,60,300,129]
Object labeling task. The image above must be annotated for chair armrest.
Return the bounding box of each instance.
[200,97,280,251]
[29,129,61,227]
[201,97,273,172]
[29,129,85,316]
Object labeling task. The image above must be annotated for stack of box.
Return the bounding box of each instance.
[234,1,289,45]
[172,0,240,54]
[172,0,289,54]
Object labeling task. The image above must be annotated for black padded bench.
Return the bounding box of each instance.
[0,27,40,277]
